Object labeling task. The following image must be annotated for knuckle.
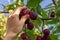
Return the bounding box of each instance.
[13,14,18,17]
[8,15,15,19]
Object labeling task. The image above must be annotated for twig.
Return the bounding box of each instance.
[0,11,9,13]
[41,18,56,36]
[42,20,44,31]
[41,18,56,20]
[43,6,55,9]
[52,0,58,7]
[25,24,27,34]
[41,20,44,36]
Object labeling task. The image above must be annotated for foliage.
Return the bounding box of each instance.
[0,14,7,39]
[0,0,60,40]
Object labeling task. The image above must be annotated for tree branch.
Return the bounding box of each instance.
[41,18,56,20]
[52,0,58,7]
[0,10,9,13]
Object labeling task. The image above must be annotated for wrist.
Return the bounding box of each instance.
[3,32,17,40]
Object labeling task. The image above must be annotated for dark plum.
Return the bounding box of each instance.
[21,33,27,39]
[19,7,37,20]
[30,12,37,20]
[36,36,42,40]
[20,7,27,14]
[42,35,50,40]
[27,23,34,30]
[25,19,30,24]
[23,37,30,40]
[43,29,50,36]
[19,7,30,19]
[50,11,55,18]
[21,33,30,40]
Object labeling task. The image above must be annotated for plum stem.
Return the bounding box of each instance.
[25,24,27,34]
[41,20,44,36]
[0,11,9,13]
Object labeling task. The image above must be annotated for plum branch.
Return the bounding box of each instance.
[52,0,58,7]
[0,11,9,13]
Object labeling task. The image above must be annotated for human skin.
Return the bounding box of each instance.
[3,7,29,40]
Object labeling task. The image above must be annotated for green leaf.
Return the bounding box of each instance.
[16,36,22,40]
[5,3,16,11]
[0,38,2,40]
[46,18,60,24]
[36,5,48,18]
[16,0,24,5]
[26,30,35,40]
[41,9,48,18]
[49,26,54,30]
[36,5,42,16]
[58,0,60,6]
[50,34,58,40]
[56,24,60,33]
[56,6,60,18]
[30,16,42,28]
[27,0,42,8]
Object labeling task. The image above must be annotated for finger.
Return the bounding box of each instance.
[20,14,29,23]
[9,10,14,15]
[13,6,27,17]
[8,7,23,20]
[8,7,21,19]
[8,12,14,18]
[13,7,21,16]
[8,6,27,19]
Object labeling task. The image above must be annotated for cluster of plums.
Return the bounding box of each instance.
[19,6,55,30]
[21,33,30,40]
[19,7,37,30]
[21,29,50,40]
[19,7,55,40]
[36,29,50,40]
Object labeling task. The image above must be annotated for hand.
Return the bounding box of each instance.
[3,7,29,40]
